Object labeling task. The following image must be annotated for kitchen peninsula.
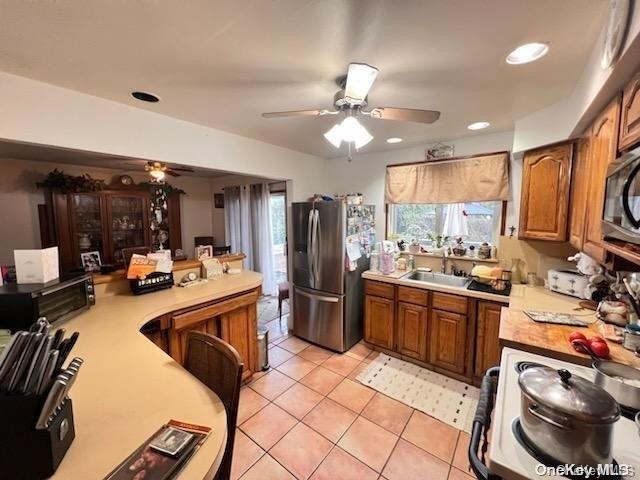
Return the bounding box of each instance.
[51,270,262,479]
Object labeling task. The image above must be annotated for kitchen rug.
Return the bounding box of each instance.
[356,353,480,433]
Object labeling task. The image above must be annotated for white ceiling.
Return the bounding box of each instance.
[0,0,607,158]
[0,140,233,178]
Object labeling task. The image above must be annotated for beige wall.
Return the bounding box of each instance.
[0,157,215,265]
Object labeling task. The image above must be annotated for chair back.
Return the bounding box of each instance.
[184,331,243,480]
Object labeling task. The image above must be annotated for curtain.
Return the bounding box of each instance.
[250,184,277,296]
[223,183,277,296]
[385,152,510,204]
[442,203,468,237]
[224,186,241,254]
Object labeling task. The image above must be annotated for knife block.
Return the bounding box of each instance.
[0,393,75,479]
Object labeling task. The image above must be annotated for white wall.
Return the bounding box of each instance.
[0,157,216,264]
[326,130,516,241]
[0,72,330,202]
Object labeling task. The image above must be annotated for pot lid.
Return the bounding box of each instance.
[518,367,620,424]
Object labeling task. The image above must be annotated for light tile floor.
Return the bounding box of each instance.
[232,337,477,480]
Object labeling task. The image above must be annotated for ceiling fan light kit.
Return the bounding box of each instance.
[262,62,441,157]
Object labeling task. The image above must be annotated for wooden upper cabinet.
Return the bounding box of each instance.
[474,302,503,378]
[364,295,395,350]
[583,96,621,263]
[396,302,428,361]
[519,141,574,241]
[619,70,640,152]
[569,137,590,250]
[429,308,468,375]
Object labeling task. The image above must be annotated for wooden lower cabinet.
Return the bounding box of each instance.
[364,295,395,349]
[474,301,503,379]
[364,283,504,383]
[396,302,428,361]
[429,308,468,375]
[142,288,260,381]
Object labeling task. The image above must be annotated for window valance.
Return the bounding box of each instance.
[384,151,510,204]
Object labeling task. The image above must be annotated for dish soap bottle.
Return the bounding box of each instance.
[407,255,415,270]
[510,258,522,284]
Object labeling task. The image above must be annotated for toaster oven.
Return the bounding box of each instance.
[0,273,95,332]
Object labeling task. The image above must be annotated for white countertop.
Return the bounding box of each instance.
[51,270,263,480]
[362,269,511,303]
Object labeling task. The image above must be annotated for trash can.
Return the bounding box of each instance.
[257,327,269,371]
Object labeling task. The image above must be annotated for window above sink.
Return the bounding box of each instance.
[386,201,502,247]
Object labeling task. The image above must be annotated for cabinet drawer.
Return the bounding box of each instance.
[365,280,394,300]
[397,286,428,306]
[431,292,467,314]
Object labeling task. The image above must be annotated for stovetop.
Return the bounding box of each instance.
[489,348,640,480]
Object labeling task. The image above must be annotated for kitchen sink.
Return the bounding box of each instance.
[403,271,471,288]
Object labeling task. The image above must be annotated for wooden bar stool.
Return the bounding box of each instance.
[278,281,290,324]
[184,331,243,480]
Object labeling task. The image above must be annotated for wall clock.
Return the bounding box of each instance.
[119,174,134,186]
[601,0,630,69]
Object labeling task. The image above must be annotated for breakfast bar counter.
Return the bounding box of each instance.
[51,270,262,480]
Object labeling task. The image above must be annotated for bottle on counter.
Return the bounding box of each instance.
[407,255,415,270]
[370,251,380,272]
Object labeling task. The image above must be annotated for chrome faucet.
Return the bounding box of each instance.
[440,249,447,273]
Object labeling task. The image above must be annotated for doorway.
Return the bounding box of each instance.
[270,190,288,285]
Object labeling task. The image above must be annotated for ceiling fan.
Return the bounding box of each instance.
[262,63,440,153]
[128,161,195,181]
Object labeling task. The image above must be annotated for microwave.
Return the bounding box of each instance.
[603,146,640,244]
[0,273,95,332]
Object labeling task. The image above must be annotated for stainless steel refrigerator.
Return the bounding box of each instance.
[292,201,375,352]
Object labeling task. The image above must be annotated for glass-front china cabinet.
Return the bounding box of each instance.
[41,178,182,272]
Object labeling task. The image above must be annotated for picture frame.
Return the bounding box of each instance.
[80,251,102,272]
[214,193,224,209]
[195,245,213,261]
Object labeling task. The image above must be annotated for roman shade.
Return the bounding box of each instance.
[385,151,510,204]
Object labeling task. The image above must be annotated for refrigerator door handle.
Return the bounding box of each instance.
[313,209,321,286]
[307,208,315,288]
[295,288,340,303]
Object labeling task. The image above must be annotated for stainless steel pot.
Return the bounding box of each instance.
[593,359,640,410]
[518,366,620,467]
[572,338,640,410]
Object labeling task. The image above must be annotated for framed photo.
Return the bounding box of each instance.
[195,245,213,261]
[214,193,224,209]
[81,251,102,272]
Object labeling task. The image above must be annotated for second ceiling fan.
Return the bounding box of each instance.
[262,63,440,152]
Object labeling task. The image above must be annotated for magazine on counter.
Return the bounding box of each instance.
[103,420,212,480]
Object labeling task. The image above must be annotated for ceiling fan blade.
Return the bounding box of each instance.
[262,110,327,118]
[369,107,441,124]
[169,166,195,172]
[165,170,181,177]
[344,63,379,105]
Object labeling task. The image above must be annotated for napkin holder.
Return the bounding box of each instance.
[130,271,174,295]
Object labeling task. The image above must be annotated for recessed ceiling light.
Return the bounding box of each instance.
[386,137,403,144]
[467,121,490,130]
[506,42,549,65]
[131,91,160,103]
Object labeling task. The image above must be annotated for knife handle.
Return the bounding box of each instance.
[35,377,66,429]
[37,350,59,396]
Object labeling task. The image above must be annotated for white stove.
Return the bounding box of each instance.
[487,347,640,480]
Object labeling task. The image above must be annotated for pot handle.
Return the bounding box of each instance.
[469,366,500,480]
[527,404,570,430]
